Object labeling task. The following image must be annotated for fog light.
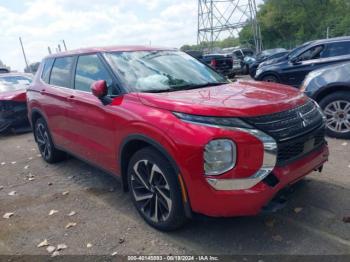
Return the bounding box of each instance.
[204,139,236,175]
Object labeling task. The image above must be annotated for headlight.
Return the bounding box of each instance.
[301,70,324,92]
[311,99,326,121]
[173,112,253,128]
[255,68,263,77]
[204,139,236,175]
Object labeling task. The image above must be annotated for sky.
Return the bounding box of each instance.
[0,0,263,71]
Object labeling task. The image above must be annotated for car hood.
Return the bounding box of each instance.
[0,90,26,102]
[137,80,308,117]
[260,55,288,68]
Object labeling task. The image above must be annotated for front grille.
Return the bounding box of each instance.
[276,125,325,165]
[244,100,326,166]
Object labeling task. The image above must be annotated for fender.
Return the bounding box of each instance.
[119,134,180,174]
[30,108,50,127]
[312,82,350,102]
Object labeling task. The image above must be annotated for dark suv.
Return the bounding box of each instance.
[255,37,350,87]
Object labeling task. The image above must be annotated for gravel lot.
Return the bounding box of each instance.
[0,131,349,257]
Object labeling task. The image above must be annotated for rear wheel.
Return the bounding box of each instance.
[127,147,187,231]
[319,92,350,139]
[262,75,279,83]
[34,118,66,163]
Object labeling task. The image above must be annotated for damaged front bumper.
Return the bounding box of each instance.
[0,100,30,132]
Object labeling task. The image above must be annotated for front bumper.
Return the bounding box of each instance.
[189,144,329,217]
[0,101,29,132]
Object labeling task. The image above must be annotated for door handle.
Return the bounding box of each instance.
[67,95,75,101]
[40,89,46,94]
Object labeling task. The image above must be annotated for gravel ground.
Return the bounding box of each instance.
[0,132,349,257]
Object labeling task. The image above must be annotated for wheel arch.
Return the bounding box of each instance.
[119,134,180,192]
[30,109,48,142]
[258,71,281,82]
[313,84,350,103]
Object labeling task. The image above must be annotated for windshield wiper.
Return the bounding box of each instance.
[141,82,229,93]
[175,82,229,90]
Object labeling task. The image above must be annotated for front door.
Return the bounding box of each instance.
[63,54,118,172]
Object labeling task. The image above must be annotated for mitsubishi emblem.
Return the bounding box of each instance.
[299,112,308,127]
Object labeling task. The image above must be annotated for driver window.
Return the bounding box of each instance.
[74,54,114,94]
[298,45,324,61]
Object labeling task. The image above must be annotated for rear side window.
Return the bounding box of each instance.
[41,58,54,83]
[322,41,350,58]
[74,54,113,93]
[49,56,74,88]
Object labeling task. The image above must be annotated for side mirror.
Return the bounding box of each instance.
[91,80,112,105]
[91,80,108,99]
[290,57,301,64]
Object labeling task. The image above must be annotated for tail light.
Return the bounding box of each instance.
[210,59,217,69]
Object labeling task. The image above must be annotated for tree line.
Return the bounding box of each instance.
[181,0,350,52]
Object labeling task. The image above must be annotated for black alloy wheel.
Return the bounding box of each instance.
[34,118,66,163]
[127,147,187,231]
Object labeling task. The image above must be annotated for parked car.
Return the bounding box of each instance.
[184,50,203,60]
[231,48,255,74]
[200,53,235,78]
[248,48,288,78]
[255,36,350,87]
[0,68,10,74]
[27,46,328,231]
[0,73,32,133]
[301,62,350,139]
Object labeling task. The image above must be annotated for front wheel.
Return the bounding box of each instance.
[319,92,350,139]
[127,147,187,231]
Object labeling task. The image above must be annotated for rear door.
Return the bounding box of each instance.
[63,53,118,172]
[320,40,350,65]
[43,56,76,148]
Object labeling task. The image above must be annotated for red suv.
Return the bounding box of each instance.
[27,46,329,230]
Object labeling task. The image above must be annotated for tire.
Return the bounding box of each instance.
[319,91,350,139]
[227,72,236,79]
[34,118,66,163]
[127,147,187,231]
[262,74,279,83]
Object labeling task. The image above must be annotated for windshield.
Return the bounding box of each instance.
[0,75,32,93]
[104,50,227,93]
[259,48,286,58]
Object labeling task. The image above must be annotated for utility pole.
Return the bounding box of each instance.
[48,46,52,54]
[62,40,68,51]
[326,27,330,39]
[19,37,31,73]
